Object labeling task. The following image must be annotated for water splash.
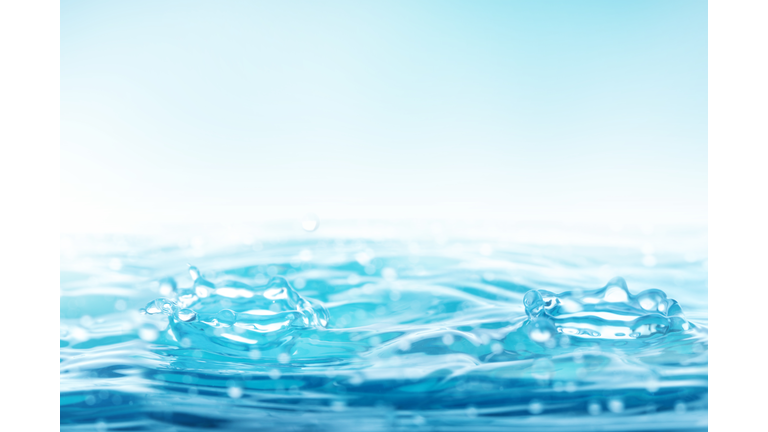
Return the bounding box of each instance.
[522,276,691,342]
[141,266,328,356]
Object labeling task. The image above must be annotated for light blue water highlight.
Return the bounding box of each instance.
[60,237,707,431]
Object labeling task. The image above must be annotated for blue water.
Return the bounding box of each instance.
[60,236,707,431]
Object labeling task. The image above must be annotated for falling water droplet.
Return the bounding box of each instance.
[302,213,319,232]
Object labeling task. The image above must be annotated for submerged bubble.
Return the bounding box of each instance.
[114,299,127,311]
[442,334,455,346]
[588,402,602,415]
[607,398,624,413]
[227,386,243,399]
[674,401,687,413]
[528,400,544,415]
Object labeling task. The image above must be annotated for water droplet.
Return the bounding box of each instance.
[268,369,281,380]
[176,309,197,322]
[216,309,237,325]
[189,266,201,281]
[114,299,127,311]
[491,342,503,354]
[109,258,123,271]
[302,213,319,232]
[278,353,290,364]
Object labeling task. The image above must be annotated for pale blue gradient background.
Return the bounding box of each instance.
[61,1,706,233]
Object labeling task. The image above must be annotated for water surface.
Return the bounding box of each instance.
[61,236,707,431]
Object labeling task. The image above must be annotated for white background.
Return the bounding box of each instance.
[0,0,765,430]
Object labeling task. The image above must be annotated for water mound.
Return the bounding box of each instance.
[141,266,329,355]
[523,277,691,341]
